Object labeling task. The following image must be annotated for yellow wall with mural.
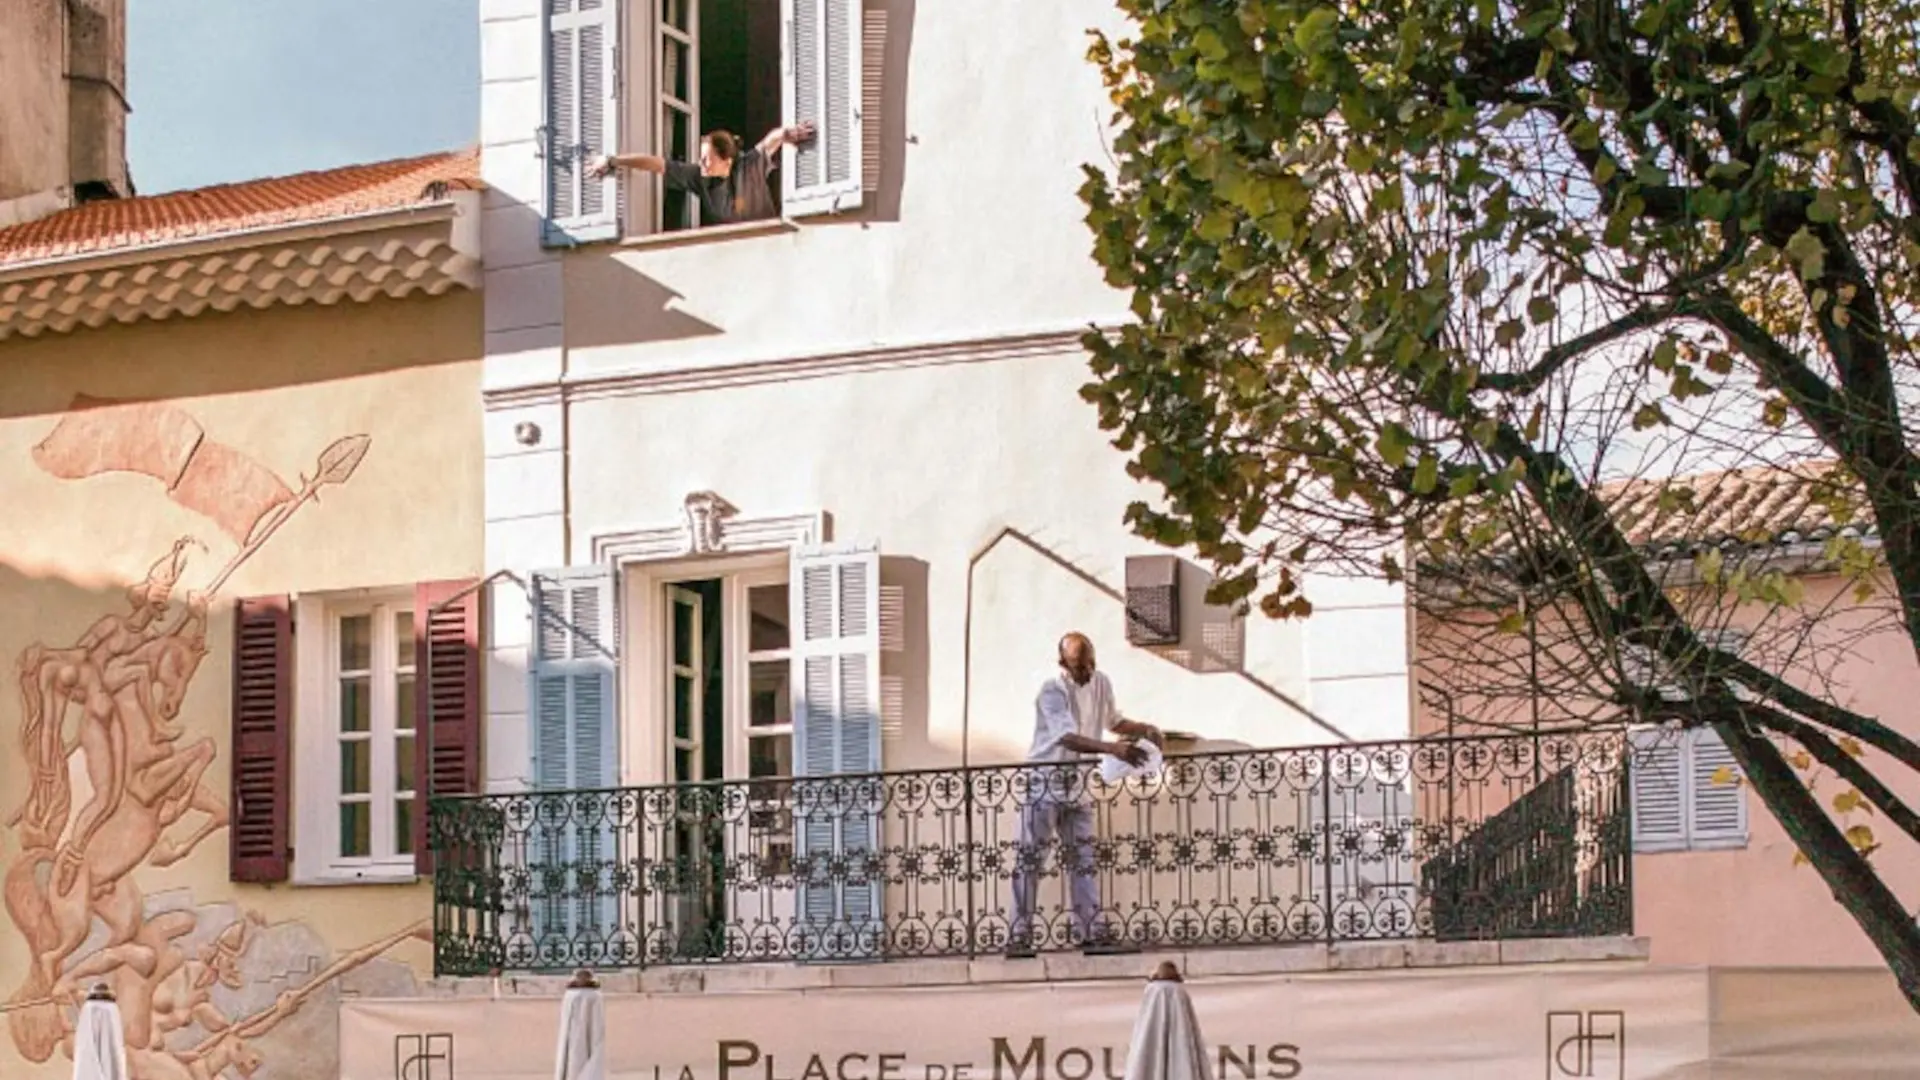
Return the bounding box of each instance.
[0,292,482,1080]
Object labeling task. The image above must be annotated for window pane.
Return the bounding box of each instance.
[673,674,695,740]
[395,610,416,669]
[339,676,371,733]
[396,798,415,857]
[396,734,416,794]
[340,739,371,795]
[672,598,695,667]
[396,674,416,734]
[748,585,790,652]
[340,802,370,858]
[748,735,792,780]
[673,747,693,784]
[748,661,790,728]
[339,614,372,671]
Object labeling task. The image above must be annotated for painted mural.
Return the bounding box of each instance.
[3,397,431,1080]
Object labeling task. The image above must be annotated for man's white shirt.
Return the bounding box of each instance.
[1028,668,1120,763]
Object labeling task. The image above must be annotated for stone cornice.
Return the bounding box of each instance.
[481,323,1118,408]
[0,195,481,341]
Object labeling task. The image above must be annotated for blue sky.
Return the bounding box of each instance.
[127,0,479,194]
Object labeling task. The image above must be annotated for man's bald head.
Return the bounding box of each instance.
[1058,632,1097,685]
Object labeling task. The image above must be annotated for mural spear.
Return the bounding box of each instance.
[199,434,370,599]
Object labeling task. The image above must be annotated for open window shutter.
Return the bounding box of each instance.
[414,579,483,874]
[543,0,621,245]
[781,0,864,217]
[530,566,619,790]
[231,596,292,883]
[529,566,620,950]
[791,544,882,956]
[1628,726,1687,853]
[1687,727,1749,848]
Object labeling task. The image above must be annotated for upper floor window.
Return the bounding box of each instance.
[543,0,872,246]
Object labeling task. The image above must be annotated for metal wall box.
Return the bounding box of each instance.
[1124,554,1181,646]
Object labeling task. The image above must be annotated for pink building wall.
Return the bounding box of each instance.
[1414,571,1920,968]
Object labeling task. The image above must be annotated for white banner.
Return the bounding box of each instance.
[343,965,1751,1080]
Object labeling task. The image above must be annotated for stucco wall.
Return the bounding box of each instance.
[1413,576,1920,970]
[516,345,1403,793]
[0,293,482,1080]
[0,0,67,203]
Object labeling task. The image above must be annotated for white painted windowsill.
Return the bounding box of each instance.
[293,866,421,888]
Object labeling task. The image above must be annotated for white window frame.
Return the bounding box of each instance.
[292,589,419,885]
[735,567,795,781]
[614,0,863,242]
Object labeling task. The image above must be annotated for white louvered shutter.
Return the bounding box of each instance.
[543,0,621,245]
[529,565,621,949]
[781,0,864,217]
[1629,726,1687,852]
[1687,727,1750,849]
[790,544,882,956]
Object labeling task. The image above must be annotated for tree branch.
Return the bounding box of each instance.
[1481,301,1685,395]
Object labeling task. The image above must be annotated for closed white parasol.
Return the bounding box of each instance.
[1122,963,1212,1080]
[554,969,607,1080]
[71,985,128,1080]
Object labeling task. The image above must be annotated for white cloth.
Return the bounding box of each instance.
[1123,980,1212,1080]
[1028,669,1120,763]
[554,987,607,1080]
[1100,739,1164,784]
[71,1000,128,1080]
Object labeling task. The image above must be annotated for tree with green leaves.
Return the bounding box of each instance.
[1080,0,1920,1007]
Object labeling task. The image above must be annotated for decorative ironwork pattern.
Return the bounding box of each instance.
[428,730,1633,975]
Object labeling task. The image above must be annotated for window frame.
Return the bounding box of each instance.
[292,589,420,886]
[611,0,864,243]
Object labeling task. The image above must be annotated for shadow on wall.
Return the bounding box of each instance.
[0,290,480,423]
[0,558,433,1080]
[881,555,931,765]
[961,526,1354,763]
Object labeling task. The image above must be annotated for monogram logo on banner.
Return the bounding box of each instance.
[395,1033,455,1080]
[1545,1011,1626,1079]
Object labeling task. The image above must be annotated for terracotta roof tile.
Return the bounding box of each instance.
[0,148,481,268]
[1601,460,1869,554]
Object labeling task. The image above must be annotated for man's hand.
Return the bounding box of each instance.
[786,121,817,145]
[586,155,616,179]
[1112,739,1150,767]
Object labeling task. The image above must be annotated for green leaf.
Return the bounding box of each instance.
[1631,5,1665,34]
[1378,422,1415,467]
[1807,189,1842,224]
[1293,7,1339,53]
[1528,296,1557,324]
[1833,789,1863,815]
[1785,227,1827,281]
[1412,453,1440,494]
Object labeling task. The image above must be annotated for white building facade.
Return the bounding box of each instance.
[476,0,1412,794]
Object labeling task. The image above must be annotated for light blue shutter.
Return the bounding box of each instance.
[790,545,882,958]
[1629,726,1687,853]
[1687,728,1749,849]
[780,0,864,217]
[528,565,620,964]
[543,0,621,245]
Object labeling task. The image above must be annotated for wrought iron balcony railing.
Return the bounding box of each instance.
[427,730,1632,975]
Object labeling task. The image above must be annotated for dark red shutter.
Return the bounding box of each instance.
[230,595,292,883]
[414,578,482,873]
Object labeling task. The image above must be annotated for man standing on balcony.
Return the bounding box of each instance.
[1008,632,1162,959]
[588,121,815,225]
